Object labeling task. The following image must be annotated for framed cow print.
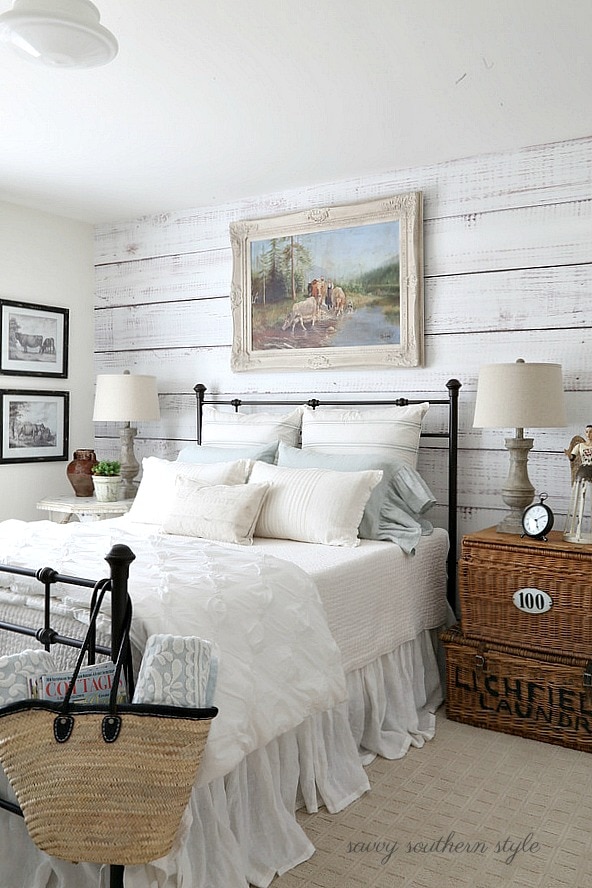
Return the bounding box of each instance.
[229,192,423,372]
[0,299,69,378]
[0,390,69,463]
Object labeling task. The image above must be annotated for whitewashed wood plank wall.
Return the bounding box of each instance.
[94,135,592,546]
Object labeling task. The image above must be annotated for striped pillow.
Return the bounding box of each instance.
[201,406,303,448]
[300,402,429,468]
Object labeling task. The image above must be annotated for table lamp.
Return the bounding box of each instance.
[473,359,567,534]
[93,372,160,499]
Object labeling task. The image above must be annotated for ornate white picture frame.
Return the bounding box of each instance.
[230,192,423,371]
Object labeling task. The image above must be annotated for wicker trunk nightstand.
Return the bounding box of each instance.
[457,527,592,657]
[442,527,592,752]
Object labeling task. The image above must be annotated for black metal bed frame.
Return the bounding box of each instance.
[0,378,461,888]
[0,543,136,888]
[194,379,462,609]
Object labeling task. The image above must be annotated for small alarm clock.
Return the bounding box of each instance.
[521,493,554,541]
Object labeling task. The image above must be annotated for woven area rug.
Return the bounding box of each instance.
[273,707,592,888]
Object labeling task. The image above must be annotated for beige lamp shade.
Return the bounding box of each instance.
[93,374,160,423]
[473,361,567,430]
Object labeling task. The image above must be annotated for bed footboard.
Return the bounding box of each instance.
[0,544,135,888]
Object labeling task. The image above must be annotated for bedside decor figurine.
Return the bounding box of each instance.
[564,425,592,543]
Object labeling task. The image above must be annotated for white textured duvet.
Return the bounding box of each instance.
[0,517,450,888]
[250,531,449,671]
[0,518,347,784]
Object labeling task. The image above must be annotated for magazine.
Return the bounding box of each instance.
[30,660,127,704]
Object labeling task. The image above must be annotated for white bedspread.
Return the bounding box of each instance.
[0,517,449,888]
[250,531,449,671]
[0,519,347,784]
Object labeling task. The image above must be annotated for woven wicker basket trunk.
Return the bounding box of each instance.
[442,626,592,752]
[458,529,592,657]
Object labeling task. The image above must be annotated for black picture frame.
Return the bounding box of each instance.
[0,390,69,463]
[0,299,69,378]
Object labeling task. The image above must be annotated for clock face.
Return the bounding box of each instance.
[522,503,552,536]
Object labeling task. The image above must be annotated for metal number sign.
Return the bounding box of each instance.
[512,587,552,614]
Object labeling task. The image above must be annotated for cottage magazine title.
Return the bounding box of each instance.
[29,661,126,704]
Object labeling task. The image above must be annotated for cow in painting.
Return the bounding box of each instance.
[331,287,347,317]
[14,332,43,353]
[282,296,318,333]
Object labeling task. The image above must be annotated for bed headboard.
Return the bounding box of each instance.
[193,381,461,609]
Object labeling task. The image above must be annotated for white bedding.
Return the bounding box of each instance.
[0,518,347,784]
[0,518,449,676]
[0,516,450,888]
[249,531,449,671]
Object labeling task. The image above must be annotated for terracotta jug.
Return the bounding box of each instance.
[66,449,98,497]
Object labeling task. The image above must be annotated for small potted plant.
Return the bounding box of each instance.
[91,460,121,503]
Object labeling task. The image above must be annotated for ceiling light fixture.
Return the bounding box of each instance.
[0,0,118,68]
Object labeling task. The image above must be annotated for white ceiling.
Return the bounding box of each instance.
[0,0,591,224]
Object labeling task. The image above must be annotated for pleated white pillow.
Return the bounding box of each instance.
[163,477,270,545]
[249,462,383,547]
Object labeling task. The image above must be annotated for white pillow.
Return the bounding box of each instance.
[249,462,383,547]
[201,405,303,447]
[300,402,429,468]
[127,456,252,525]
[277,441,435,540]
[164,477,270,545]
[176,441,278,465]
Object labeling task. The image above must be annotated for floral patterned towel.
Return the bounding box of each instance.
[132,634,218,708]
[0,649,56,706]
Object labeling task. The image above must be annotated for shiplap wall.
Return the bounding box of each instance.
[94,135,592,545]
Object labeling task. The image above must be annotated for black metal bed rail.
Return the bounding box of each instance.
[0,544,135,657]
[194,379,462,608]
[0,564,111,656]
[0,544,135,888]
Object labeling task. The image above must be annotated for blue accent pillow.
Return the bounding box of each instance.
[277,442,435,553]
[176,441,279,465]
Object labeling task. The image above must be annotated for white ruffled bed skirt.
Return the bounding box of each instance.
[0,628,444,888]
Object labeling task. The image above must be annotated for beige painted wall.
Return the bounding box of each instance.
[0,202,95,521]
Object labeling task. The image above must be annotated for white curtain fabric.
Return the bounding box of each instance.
[0,628,444,888]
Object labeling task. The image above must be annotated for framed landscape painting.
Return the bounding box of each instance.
[0,390,69,463]
[230,192,423,371]
[0,299,69,378]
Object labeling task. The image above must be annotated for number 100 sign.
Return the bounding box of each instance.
[512,587,553,614]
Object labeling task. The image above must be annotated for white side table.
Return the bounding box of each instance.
[36,494,134,524]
